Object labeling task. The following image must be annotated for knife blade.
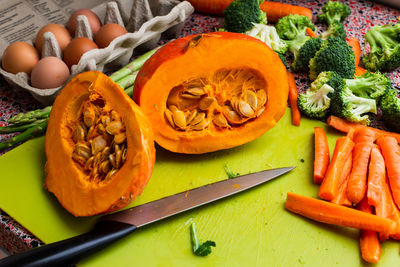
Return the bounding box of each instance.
[0,167,294,267]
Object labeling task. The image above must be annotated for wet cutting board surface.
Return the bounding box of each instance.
[0,109,399,266]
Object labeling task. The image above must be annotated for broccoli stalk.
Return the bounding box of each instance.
[317,1,351,25]
[224,0,267,33]
[190,223,216,257]
[362,24,400,72]
[379,88,400,132]
[298,71,343,119]
[331,86,377,125]
[344,71,391,99]
[320,21,347,40]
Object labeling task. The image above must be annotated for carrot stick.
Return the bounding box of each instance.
[314,127,330,184]
[186,0,233,15]
[347,37,361,66]
[377,136,400,210]
[327,115,400,143]
[287,72,301,126]
[331,154,352,206]
[285,192,395,235]
[306,27,317,38]
[354,127,376,143]
[319,130,355,201]
[355,66,367,77]
[346,142,373,205]
[367,144,400,240]
[260,1,312,23]
[357,195,381,264]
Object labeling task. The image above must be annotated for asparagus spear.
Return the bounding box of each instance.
[7,106,52,125]
[0,119,48,134]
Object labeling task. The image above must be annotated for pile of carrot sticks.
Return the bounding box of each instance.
[286,121,400,263]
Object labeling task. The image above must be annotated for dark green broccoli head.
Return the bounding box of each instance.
[298,71,343,119]
[379,88,400,131]
[277,52,288,69]
[309,37,355,80]
[317,1,351,25]
[344,71,391,99]
[292,37,323,72]
[331,86,377,125]
[224,0,267,33]
[321,21,347,40]
[275,14,315,40]
[362,24,400,72]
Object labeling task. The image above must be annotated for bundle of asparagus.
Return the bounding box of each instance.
[0,47,159,151]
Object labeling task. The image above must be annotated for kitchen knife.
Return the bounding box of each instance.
[0,166,294,267]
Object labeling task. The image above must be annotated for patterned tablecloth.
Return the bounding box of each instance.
[0,0,399,255]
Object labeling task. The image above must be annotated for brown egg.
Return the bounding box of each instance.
[31,57,70,89]
[63,38,98,68]
[35,24,71,53]
[67,9,101,36]
[1,42,39,74]
[95,23,128,48]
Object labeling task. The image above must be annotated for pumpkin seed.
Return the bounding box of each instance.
[92,135,107,154]
[122,148,127,163]
[186,110,197,125]
[189,112,205,126]
[73,124,86,142]
[256,89,267,108]
[213,113,229,128]
[105,169,118,180]
[191,119,209,130]
[223,106,241,124]
[237,100,254,117]
[111,110,120,121]
[100,161,111,174]
[169,105,179,113]
[114,132,126,145]
[199,97,215,111]
[101,115,111,126]
[84,156,94,171]
[186,87,206,96]
[115,150,122,168]
[165,109,175,128]
[109,154,117,169]
[245,90,258,110]
[101,147,111,161]
[172,110,186,129]
[181,93,201,99]
[75,143,91,159]
[106,121,123,135]
[255,107,265,117]
[72,152,87,165]
[83,105,96,127]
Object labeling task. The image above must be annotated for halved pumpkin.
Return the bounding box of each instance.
[134,32,289,154]
[45,71,155,216]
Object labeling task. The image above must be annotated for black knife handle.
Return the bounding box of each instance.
[0,220,136,267]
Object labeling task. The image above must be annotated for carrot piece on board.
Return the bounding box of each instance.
[355,66,367,77]
[354,127,376,143]
[367,145,400,240]
[260,1,312,22]
[319,131,355,201]
[331,154,352,206]
[186,0,233,15]
[346,142,373,205]
[327,115,400,143]
[313,127,330,184]
[347,37,361,66]
[287,72,301,126]
[306,27,317,38]
[377,136,400,209]
[285,192,395,235]
[357,195,381,264]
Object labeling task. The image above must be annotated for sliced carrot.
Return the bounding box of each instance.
[287,72,301,126]
[306,27,317,38]
[331,154,352,206]
[357,195,381,264]
[346,142,373,205]
[327,115,400,143]
[377,136,400,209]
[313,127,330,184]
[285,192,395,235]
[319,131,355,201]
[260,1,312,22]
[347,37,361,66]
[355,66,367,77]
[354,127,376,143]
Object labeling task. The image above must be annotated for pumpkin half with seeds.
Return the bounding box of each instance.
[45,71,155,216]
[134,32,289,154]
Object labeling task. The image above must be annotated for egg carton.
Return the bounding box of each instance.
[0,0,194,106]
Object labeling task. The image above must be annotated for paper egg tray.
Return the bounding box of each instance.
[0,0,194,106]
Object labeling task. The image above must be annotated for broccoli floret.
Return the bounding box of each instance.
[246,23,288,54]
[379,88,400,131]
[321,21,347,40]
[291,37,323,72]
[275,14,315,41]
[309,37,355,80]
[317,1,351,25]
[298,71,343,119]
[362,23,400,72]
[331,86,377,125]
[277,52,288,68]
[343,71,391,99]
[224,0,267,33]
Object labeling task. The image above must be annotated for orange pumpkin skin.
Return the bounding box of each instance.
[134,32,289,154]
[45,71,155,216]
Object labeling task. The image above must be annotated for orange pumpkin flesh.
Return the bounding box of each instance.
[134,32,289,154]
[45,71,155,216]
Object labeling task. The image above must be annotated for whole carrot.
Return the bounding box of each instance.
[319,129,355,201]
[331,154,352,206]
[313,127,330,184]
[287,72,301,126]
[285,192,395,235]
[260,1,312,23]
[186,0,233,15]
[357,195,381,264]
[377,136,400,210]
[347,37,361,66]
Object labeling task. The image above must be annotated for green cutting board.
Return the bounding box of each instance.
[0,109,399,266]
